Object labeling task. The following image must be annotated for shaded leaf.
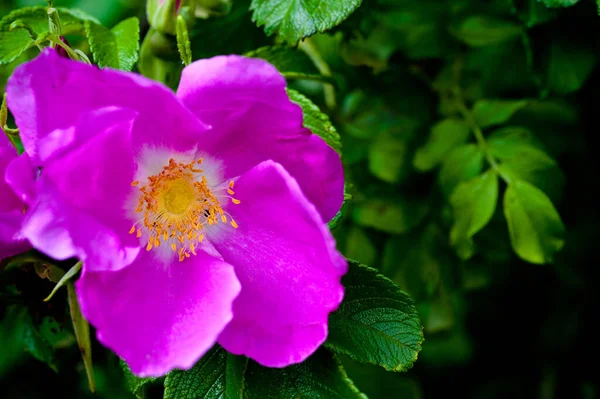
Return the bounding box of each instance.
[539,0,580,7]
[450,170,499,259]
[488,127,565,199]
[245,45,320,75]
[413,118,470,172]
[244,348,366,398]
[250,0,363,44]
[353,197,428,235]
[545,37,597,94]
[503,179,565,264]
[452,16,521,47]
[326,261,424,372]
[473,99,528,128]
[438,144,484,197]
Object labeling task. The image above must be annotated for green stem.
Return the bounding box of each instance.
[67,279,96,393]
[298,38,336,109]
[51,35,80,60]
[452,87,511,183]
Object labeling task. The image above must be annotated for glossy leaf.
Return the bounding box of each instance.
[250,0,363,43]
[326,261,424,372]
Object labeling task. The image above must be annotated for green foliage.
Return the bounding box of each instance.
[121,360,158,398]
[503,179,565,264]
[413,118,470,172]
[451,16,521,47]
[244,349,367,399]
[472,99,529,128]
[438,144,485,197]
[449,170,499,259]
[544,37,597,94]
[326,261,424,372]
[0,6,99,65]
[85,17,139,71]
[250,0,363,44]
[1,0,598,397]
[352,198,428,235]
[175,15,192,66]
[286,88,342,154]
[539,0,580,7]
[246,45,322,80]
[164,345,246,399]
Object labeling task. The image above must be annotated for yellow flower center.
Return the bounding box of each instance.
[129,158,239,261]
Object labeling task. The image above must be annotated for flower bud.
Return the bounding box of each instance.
[146,0,182,36]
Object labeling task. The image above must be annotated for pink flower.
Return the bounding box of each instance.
[5,49,346,377]
[0,132,30,260]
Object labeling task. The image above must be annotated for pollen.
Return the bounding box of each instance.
[129,158,239,261]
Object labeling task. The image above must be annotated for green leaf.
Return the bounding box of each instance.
[452,16,521,47]
[438,144,485,197]
[0,7,99,65]
[246,45,320,75]
[413,118,470,172]
[520,0,557,27]
[488,127,564,199]
[286,88,341,154]
[473,99,528,128]
[503,179,565,264]
[85,17,140,71]
[449,170,499,259]
[326,261,423,372]
[176,15,192,66]
[121,360,158,399]
[164,345,246,399]
[368,129,412,183]
[250,0,363,44]
[353,197,428,235]
[539,0,580,7]
[545,38,597,94]
[244,348,366,398]
[344,226,377,267]
[22,311,58,372]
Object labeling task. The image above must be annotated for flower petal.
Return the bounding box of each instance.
[0,133,30,259]
[211,160,347,367]
[6,49,209,163]
[76,249,241,377]
[177,55,344,222]
[18,107,140,271]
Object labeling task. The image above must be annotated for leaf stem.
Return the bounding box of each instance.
[455,94,512,184]
[298,38,336,109]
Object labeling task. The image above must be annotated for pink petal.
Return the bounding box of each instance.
[18,107,140,271]
[177,55,344,222]
[212,161,347,367]
[6,49,209,164]
[76,249,241,377]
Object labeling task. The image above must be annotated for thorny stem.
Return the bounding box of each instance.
[298,38,337,110]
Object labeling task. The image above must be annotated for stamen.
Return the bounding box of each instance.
[131,158,241,262]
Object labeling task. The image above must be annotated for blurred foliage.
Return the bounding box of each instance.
[2,0,600,398]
